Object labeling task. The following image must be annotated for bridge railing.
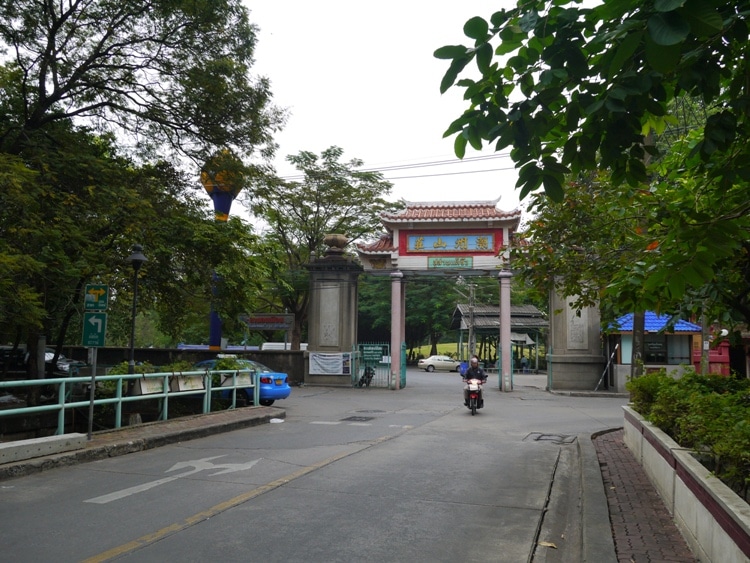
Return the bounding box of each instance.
[0,369,258,436]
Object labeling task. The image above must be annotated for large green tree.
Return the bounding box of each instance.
[0,1,281,376]
[0,123,268,377]
[249,146,400,349]
[0,0,283,163]
[437,1,750,326]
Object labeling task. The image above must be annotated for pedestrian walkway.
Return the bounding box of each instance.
[593,429,697,562]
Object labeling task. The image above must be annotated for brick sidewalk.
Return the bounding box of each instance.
[593,429,697,563]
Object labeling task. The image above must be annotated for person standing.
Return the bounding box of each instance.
[520,356,529,373]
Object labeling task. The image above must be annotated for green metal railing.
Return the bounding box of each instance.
[0,369,258,436]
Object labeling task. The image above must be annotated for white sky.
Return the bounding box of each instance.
[242,1,522,213]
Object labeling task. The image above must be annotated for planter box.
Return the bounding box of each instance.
[623,405,750,562]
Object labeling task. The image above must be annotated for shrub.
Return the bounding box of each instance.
[626,369,672,417]
[630,369,750,503]
[162,360,194,372]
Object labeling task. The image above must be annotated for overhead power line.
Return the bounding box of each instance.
[386,165,517,181]
[279,152,514,182]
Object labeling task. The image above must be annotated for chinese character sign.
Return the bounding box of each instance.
[407,234,495,253]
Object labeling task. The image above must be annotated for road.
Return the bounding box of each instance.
[0,369,628,562]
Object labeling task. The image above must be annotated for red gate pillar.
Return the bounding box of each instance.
[390,271,404,389]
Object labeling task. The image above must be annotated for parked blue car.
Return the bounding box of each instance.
[193,358,291,406]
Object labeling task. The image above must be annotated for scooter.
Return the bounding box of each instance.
[358,366,375,388]
[463,377,485,415]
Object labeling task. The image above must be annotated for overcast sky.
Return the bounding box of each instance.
[242,1,522,212]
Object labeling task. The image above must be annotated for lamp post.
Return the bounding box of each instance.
[126,244,147,377]
[200,150,244,350]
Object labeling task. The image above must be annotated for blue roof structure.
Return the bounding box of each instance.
[612,312,701,333]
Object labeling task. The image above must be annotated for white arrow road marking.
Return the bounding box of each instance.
[84,456,261,504]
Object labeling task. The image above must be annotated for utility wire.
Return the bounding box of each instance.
[386,165,517,181]
[279,153,514,182]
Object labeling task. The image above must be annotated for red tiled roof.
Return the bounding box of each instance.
[356,233,395,254]
[381,199,521,223]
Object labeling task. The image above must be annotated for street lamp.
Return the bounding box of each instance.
[126,244,147,377]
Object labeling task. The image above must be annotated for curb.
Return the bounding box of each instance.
[549,391,630,399]
[580,430,619,562]
[531,430,619,562]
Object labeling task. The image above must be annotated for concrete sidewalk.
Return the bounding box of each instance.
[0,405,285,481]
[0,400,697,562]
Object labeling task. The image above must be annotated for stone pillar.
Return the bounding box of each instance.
[548,290,605,390]
[498,271,512,391]
[305,234,362,385]
[390,271,404,390]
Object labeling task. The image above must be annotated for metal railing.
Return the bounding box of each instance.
[0,369,258,436]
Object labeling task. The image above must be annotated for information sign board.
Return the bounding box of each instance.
[82,312,107,347]
[84,284,109,311]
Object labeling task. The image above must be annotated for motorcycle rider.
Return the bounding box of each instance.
[463,356,487,406]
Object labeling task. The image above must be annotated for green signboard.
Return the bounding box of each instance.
[84,284,109,311]
[427,256,473,269]
[360,344,386,363]
[82,312,107,347]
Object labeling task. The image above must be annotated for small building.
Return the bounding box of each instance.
[450,304,548,371]
[606,312,730,391]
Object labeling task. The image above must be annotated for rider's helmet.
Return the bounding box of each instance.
[470,356,479,367]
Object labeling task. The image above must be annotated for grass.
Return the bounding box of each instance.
[413,343,461,358]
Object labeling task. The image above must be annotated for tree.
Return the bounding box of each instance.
[437,1,750,326]
[0,1,281,376]
[250,146,400,349]
[0,125,268,370]
[357,275,395,343]
[0,0,283,163]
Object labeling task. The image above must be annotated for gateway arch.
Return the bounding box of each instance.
[355,199,519,391]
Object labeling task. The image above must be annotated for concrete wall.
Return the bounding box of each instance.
[613,364,702,394]
[623,406,750,563]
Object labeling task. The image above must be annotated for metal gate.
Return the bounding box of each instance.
[353,343,391,388]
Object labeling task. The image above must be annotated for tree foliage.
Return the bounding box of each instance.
[436,0,746,199]
[0,126,268,355]
[0,0,284,163]
[0,2,281,371]
[438,1,750,326]
[249,146,400,348]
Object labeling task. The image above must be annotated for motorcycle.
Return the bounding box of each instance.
[357,365,375,388]
[463,377,485,415]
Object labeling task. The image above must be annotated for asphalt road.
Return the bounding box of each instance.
[1,369,628,562]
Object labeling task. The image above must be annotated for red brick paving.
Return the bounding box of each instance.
[593,429,698,563]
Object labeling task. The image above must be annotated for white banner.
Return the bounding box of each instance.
[309,352,351,375]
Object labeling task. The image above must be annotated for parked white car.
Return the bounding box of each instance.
[417,355,461,372]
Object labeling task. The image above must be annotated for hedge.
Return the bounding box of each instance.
[627,369,750,503]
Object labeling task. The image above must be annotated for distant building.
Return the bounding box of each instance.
[450,304,548,371]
